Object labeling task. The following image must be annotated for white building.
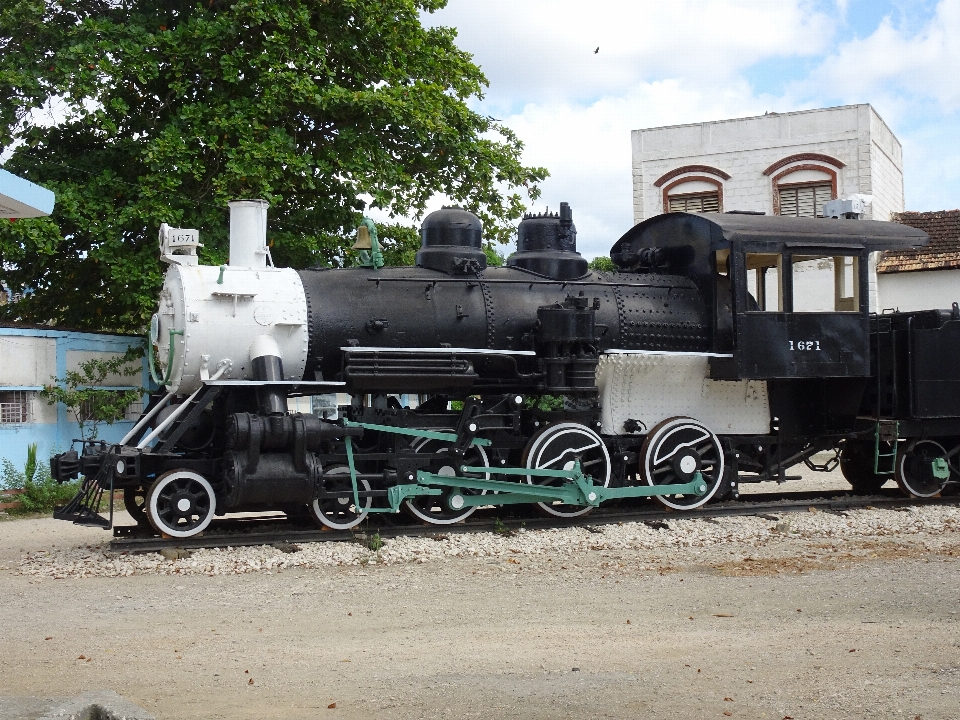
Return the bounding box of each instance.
[632,103,903,222]
[632,104,905,311]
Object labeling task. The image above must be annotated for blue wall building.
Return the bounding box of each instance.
[0,325,149,474]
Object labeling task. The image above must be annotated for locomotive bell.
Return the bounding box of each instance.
[352,224,372,250]
[507,202,588,280]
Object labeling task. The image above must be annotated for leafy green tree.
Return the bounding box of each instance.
[588,256,615,272]
[0,0,546,332]
[39,346,145,439]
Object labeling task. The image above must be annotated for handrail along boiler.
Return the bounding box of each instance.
[49,200,960,536]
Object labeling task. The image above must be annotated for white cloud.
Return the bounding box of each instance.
[414,0,960,250]
[900,118,960,210]
[430,0,835,112]
[507,79,775,256]
[805,0,960,114]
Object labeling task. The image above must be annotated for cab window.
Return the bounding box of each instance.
[743,252,860,313]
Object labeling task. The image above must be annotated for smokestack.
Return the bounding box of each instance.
[228,199,270,268]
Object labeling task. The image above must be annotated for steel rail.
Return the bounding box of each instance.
[108,488,958,554]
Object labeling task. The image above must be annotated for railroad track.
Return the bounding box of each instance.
[108,487,959,553]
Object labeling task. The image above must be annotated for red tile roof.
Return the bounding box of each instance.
[881,209,960,273]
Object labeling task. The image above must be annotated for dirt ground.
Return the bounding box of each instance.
[2,480,960,720]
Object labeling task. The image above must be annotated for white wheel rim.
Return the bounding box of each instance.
[404,440,489,525]
[312,467,372,530]
[147,470,216,538]
[643,417,723,510]
[525,423,610,518]
[897,440,949,498]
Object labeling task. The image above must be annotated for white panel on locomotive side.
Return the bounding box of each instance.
[597,351,770,436]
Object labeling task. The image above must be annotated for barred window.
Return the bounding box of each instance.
[0,391,30,424]
[76,391,142,423]
[668,191,721,213]
[778,183,833,218]
[124,399,144,421]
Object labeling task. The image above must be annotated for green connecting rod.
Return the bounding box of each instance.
[400,463,708,510]
[341,421,491,513]
[335,419,707,517]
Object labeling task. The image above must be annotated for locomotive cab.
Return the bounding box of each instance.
[611,212,928,382]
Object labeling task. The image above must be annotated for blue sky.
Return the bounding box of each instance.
[424,0,960,258]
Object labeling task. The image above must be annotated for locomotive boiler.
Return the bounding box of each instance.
[50,199,960,537]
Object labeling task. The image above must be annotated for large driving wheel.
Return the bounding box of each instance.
[896,440,953,498]
[641,417,723,510]
[840,438,891,493]
[308,467,372,530]
[146,470,216,538]
[403,438,489,525]
[524,422,611,518]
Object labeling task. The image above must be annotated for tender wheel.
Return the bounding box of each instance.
[524,422,611,518]
[146,470,216,538]
[123,486,148,525]
[403,439,489,525]
[641,417,724,510]
[840,439,891,493]
[308,467,372,530]
[896,440,952,498]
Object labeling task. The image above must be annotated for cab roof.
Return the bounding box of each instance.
[610,212,929,269]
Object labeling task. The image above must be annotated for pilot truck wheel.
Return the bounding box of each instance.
[146,470,217,538]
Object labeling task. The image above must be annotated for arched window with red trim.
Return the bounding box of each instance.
[763,154,844,218]
[654,165,730,214]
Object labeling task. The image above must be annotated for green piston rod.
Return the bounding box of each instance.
[339,420,708,514]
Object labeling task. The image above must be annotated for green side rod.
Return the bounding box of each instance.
[337,419,707,517]
[343,427,445,514]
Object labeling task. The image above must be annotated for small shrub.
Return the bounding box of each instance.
[523,395,565,412]
[367,533,384,552]
[1,457,81,514]
[24,443,38,484]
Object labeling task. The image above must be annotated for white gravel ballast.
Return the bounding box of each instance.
[15,504,960,579]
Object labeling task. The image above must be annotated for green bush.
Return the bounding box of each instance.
[1,454,82,515]
[524,395,565,412]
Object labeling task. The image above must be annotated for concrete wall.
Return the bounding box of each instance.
[0,335,56,387]
[877,269,960,312]
[0,328,148,475]
[631,104,904,222]
[867,108,905,221]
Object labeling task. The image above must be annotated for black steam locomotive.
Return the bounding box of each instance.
[50,200,960,537]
